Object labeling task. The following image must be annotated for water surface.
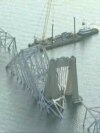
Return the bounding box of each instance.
[0,0,100,132]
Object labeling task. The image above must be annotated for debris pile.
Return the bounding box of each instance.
[6,44,82,118]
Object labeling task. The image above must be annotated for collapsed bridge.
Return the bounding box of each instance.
[6,44,82,119]
[1,28,100,133]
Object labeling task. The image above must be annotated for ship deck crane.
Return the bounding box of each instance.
[42,0,52,40]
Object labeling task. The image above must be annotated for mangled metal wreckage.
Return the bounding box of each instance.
[6,44,82,119]
[0,28,17,55]
[1,28,100,132]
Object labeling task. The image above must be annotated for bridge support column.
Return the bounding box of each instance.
[66,56,82,104]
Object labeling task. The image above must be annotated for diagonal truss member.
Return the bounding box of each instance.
[0,28,17,56]
[83,104,100,133]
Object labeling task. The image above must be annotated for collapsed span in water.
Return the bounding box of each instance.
[6,44,82,119]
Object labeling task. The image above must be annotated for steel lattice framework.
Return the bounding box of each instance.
[6,44,82,119]
[0,28,17,56]
[83,104,100,133]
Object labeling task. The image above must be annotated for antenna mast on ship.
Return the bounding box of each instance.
[74,17,76,35]
[52,23,54,45]
[74,17,76,44]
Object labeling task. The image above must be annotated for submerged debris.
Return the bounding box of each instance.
[83,104,100,133]
[6,44,82,119]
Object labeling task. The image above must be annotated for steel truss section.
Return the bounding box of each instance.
[83,104,100,133]
[6,44,82,119]
[0,28,17,56]
[6,45,49,98]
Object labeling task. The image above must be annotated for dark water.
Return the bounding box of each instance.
[0,0,100,132]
